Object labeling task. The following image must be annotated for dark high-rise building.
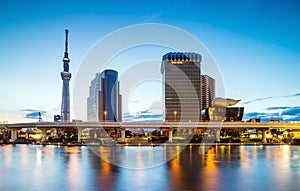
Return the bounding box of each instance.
[161,52,202,122]
[54,115,61,122]
[87,69,122,122]
[60,29,71,122]
[201,75,215,110]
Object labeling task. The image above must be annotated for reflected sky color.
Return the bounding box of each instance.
[1,145,300,190]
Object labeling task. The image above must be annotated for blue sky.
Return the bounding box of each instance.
[0,0,299,122]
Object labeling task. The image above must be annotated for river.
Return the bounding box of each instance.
[0,144,299,191]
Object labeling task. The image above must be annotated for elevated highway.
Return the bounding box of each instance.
[2,121,300,130]
[1,121,300,143]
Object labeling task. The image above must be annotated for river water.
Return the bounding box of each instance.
[0,144,300,191]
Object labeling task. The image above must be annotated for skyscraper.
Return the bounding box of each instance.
[60,29,71,122]
[201,75,215,110]
[87,69,122,122]
[161,52,202,122]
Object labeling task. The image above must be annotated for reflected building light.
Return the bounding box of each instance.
[65,147,80,191]
[205,148,217,173]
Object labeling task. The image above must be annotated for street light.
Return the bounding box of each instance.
[173,111,177,122]
[104,111,107,122]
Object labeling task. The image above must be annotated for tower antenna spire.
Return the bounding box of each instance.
[64,29,69,57]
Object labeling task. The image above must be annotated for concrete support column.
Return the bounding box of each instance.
[77,127,82,143]
[121,128,126,143]
[25,132,29,139]
[160,129,164,136]
[216,130,221,142]
[94,130,98,139]
[10,130,18,142]
[168,128,173,143]
[262,130,267,144]
[97,129,103,139]
[41,128,47,142]
[182,129,185,136]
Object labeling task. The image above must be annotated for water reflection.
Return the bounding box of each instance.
[1,145,300,191]
[90,145,183,169]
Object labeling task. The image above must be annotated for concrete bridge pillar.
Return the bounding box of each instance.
[77,127,82,143]
[183,129,187,135]
[168,128,173,143]
[262,130,267,144]
[25,132,29,139]
[188,128,193,135]
[121,128,126,143]
[41,128,47,142]
[94,130,98,139]
[216,130,221,142]
[10,130,18,142]
[160,128,164,136]
[181,129,184,136]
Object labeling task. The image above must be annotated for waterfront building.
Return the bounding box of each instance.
[224,107,244,121]
[204,107,244,121]
[60,29,71,122]
[87,69,122,122]
[161,52,202,122]
[204,97,244,122]
[201,75,215,111]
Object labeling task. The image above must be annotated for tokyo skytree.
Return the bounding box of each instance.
[60,29,71,122]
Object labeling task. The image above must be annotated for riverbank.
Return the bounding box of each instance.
[1,141,291,147]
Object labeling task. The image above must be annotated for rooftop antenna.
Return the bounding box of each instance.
[64,29,69,59]
[63,29,70,72]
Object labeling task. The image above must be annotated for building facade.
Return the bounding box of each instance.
[204,107,244,121]
[161,52,202,122]
[87,69,122,122]
[201,75,215,111]
[60,29,71,122]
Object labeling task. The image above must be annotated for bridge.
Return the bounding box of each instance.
[1,121,300,144]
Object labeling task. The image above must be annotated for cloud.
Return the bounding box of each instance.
[281,106,300,116]
[265,106,291,110]
[21,109,47,119]
[245,112,269,118]
[286,92,300,97]
[242,92,300,105]
[123,109,163,122]
[20,109,38,112]
[284,115,300,122]
[243,96,273,105]
[244,111,277,122]
[244,106,300,122]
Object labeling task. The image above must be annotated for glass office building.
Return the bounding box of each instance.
[201,75,215,111]
[161,52,202,122]
[87,69,122,122]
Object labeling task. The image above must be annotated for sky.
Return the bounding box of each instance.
[0,0,299,123]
